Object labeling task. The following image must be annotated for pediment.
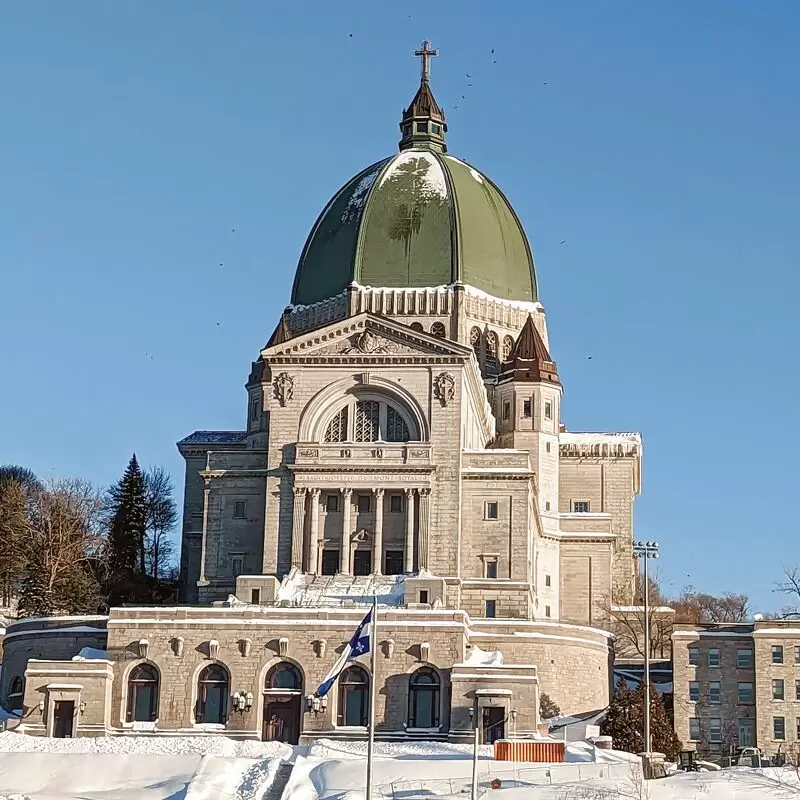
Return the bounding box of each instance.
[261,314,473,362]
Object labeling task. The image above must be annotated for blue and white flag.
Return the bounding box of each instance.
[316,608,373,697]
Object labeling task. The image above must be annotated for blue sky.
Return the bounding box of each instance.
[1,2,798,613]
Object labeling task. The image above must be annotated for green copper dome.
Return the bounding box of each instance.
[291,149,538,306]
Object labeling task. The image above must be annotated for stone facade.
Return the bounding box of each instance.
[672,620,800,759]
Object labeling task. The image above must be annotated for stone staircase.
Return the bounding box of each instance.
[264,761,295,800]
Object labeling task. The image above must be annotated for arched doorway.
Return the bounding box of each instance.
[407,667,440,729]
[337,665,369,727]
[263,662,303,744]
[126,663,159,723]
[196,664,229,725]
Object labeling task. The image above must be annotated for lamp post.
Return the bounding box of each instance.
[633,540,660,756]
[469,707,479,800]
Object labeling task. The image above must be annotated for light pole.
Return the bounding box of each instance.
[469,707,479,800]
[633,540,660,756]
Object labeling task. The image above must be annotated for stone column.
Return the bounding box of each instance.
[291,487,307,570]
[308,489,321,573]
[198,478,211,585]
[340,488,353,573]
[372,488,385,574]
[404,488,416,573]
[418,488,431,570]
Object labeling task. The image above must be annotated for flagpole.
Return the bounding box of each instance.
[366,594,378,800]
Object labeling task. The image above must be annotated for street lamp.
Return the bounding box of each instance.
[633,540,660,756]
[469,707,479,800]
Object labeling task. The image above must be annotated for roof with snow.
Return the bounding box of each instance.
[178,431,248,446]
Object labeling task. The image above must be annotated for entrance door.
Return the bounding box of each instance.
[263,695,301,744]
[482,707,505,743]
[738,718,755,748]
[53,701,75,738]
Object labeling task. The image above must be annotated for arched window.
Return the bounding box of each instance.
[409,322,424,332]
[469,327,482,364]
[338,665,369,727]
[430,322,446,338]
[8,676,24,710]
[196,664,229,725]
[267,662,303,691]
[408,667,440,729]
[126,664,159,722]
[485,331,499,375]
[323,398,412,443]
[502,335,514,363]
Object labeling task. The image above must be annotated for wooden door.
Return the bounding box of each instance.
[53,701,75,738]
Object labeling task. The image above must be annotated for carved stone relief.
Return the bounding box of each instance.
[273,372,294,406]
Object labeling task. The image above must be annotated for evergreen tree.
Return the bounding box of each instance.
[539,692,561,720]
[601,682,681,760]
[107,455,147,576]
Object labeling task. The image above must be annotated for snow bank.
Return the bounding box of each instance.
[462,645,504,666]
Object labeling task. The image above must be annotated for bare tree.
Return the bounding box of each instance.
[0,478,28,605]
[776,567,800,619]
[672,585,749,624]
[143,466,178,579]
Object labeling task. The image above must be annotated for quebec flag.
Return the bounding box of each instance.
[316,608,373,697]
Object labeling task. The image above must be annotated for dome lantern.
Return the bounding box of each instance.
[399,40,447,153]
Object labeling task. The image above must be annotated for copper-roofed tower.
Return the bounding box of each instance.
[399,40,447,152]
[502,314,561,386]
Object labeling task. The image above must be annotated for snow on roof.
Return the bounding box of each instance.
[341,162,384,225]
[378,150,447,198]
[462,645,504,666]
[461,283,544,314]
[178,431,248,445]
[612,605,675,613]
[72,647,111,662]
[560,431,642,446]
[273,571,407,608]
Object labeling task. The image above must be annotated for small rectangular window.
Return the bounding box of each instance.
[389,494,403,513]
[709,681,721,704]
[431,123,442,135]
[738,682,754,704]
[326,494,339,512]
[689,682,700,702]
[523,399,532,418]
[357,494,371,513]
[774,716,786,740]
[321,549,339,575]
[689,647,700,667]
[709,718,722,743]
[796,646,800,665]
[545,501,551,511]
[708,648,720,668]
[546,441,551,453]
[353,549,371,575]
[503,401,511,421]
[233,500,247,519]
[773,679,785,701]
[689,718,700,741]
[250,588,261,605]
[797,718,800,740]
[795,680,800,701]
[251,397,259,422]
[544,401,552,419]
[485,501,499,520]
[419,590,429,605]
[231,555,244,577]
[416,121,429,133]
[486,560,498,579]
[545,605,551,617]
[545,574,551,587]
[737,649,753,668]
[384,550,403,575]
[773,645,784,664]
[485,600,496,618]
[572,501,590,513]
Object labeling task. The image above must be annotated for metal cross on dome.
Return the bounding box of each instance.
[414,40,438,83]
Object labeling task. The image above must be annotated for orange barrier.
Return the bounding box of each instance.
[493,739,566,763]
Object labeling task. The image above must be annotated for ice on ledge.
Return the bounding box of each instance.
[462,645,504,666]
[72,647,111,661]
[274,571,407,608]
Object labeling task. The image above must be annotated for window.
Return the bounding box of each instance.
[384,550,403,575]
[126,664,159,722]
[709,718,722,743]
[267,662,302,690]
[251,588,261,605]
[546,442,551,453]
[231,555,244,577]
[338,666,369,727]
[430,322,446,338]
[7,676,24,710]
[485,600,496,618]
[353,550,371,576]
[523,399,532,418]
[773,679,785,700]
[737,649,753,668]
[324,399,412,443]
[545,605,551,617]
[233,500,247,519]
[689,646,700,666]
[416,121,429,133]
[419,590,429,604]
[545,574,551,587]
[774,716,786,740]
[470,327,482,362]
[486,560,498,579]
[738,682,754,704]
[796,646,800,665]
[545,501,551,511]
[689,682,700,702]
[572,501,590,513]
[689,718,700,741]
[408,668,440,729]
[708,648,720,668]
[389,494,403,513]
[432,123,442,135]
[325,494,339,512]
[485,331,499,375]
[773,645,784,664]
[796,680,800,701]
[544,401,552,419]
[410,321,424,332]
[485,501,499,520]
[502,335,514,363]
[357,494,371,513]
[196,664,229,725]
[709,681,721,704]
[251,397,259,424]
[321,549,339,575]
[739,718,754,747]
[503,401,511,421]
